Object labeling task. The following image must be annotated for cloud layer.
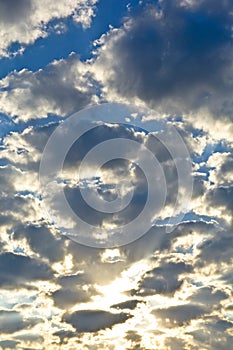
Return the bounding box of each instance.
[0,0,232,349]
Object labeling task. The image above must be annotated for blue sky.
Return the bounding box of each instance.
[0,0,233,349]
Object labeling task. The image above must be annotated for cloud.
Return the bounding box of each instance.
[0,340,20,349]
[111,299,141,310]
[164,337,186,350]
[136,261,192,296]
[53,330,76,345]
[0,0,97,57]
[205,317,233,333]
[152,304,206,327]
[0,1,232,345]
[0,55,98,121]
[207,151,233,186]
[124,331,144,349]
[62,310,131,332]
[197,229,233,265]
[188,316,233,350]
[205,186,233,221]
[188,286,228,307]
[123,220,217,264]
[58,125,149,236]
[52,289,91,309]
[13,224,65,263]
[51,273,97,308]
[0,0,31,23]
[0,252,53,289]
[37,120,196,247]
[93,0,233,139]
[0,310,42,334]
[0,193,40,230]
[14,333,44,346]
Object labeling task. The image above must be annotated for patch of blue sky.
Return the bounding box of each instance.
[13,246,26,255]
[175,244,193,255]
[0,0,142,79]
[155,211,222,227]
[181,211,220,224]
[193,140,230,165]
[17,190,38,197]
[0,113,17,140]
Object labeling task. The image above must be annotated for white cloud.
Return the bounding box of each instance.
[0,0,98,57]
[0,55,98,121]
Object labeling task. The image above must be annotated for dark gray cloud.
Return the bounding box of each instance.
[0,252,53,289]
[51,273,98,309]
[210,336,233,350]
[53,287,78,310]
[205,317,233,332]
[152,304,206,327]
[164,337,186,350]
[123,220,217,265]
[0,310,42,334]
[189,316,233,350]
[0,0,31,23]
[135,261,192,296]
[111,299,141,310]
[0,310,25,334]
[0,195,36,220]
[122,225,170,263]
[96,0,233,119]
[0,340,20,349]
[63,310,131,332]
[52,287,95,309]
[197,229,233,265]
[56,273,91,288]
[52,288,90,309]
[205,185,233,218]
[64,123,144,169]
[188,286,228,307]
[13,224,65,263]
[53,330,76,345]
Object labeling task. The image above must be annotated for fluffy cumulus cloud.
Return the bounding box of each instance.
[0,55,98,121]
[0,0,97,57]
[93,0,233,140]
[0,0,232,349]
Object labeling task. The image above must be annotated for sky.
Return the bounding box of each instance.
[0,0,233,349]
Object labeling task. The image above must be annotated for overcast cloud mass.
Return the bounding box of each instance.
[0,0,232,349]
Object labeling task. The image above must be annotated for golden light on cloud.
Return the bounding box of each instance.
[0,0,233,348]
